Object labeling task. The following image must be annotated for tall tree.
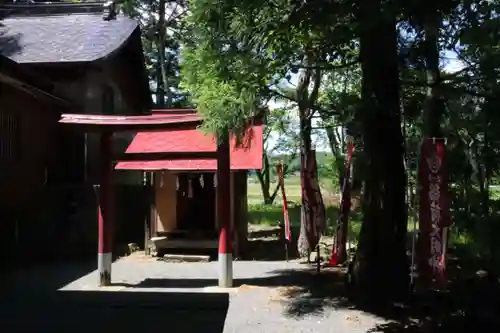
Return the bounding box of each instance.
[351,0,409,302]
[122,0,188,107]
[181,0,356,254]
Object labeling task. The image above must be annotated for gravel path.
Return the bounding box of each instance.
[224,285,386,333]
[2,255,389,333]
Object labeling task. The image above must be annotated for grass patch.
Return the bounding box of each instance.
[247,203,363,242]
[247,174,338,206]
[246,176,500,266]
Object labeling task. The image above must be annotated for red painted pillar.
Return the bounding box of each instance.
[97,131,114,286]
[217,129,232,287]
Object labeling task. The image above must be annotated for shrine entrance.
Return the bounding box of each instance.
[176,173,216,235]
[59,111,234,288]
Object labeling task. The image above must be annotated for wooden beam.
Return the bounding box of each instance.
[144,172,153,255]
[150,172,158,237]
[0,56,54,92]
[116,151,217,162]
[151,109,197,114]
[58,121,203,133]
[0,73,72,108]
[59,113,202,132]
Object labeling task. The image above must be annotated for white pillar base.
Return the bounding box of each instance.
[98,252,112,286]
[218,252,233,288]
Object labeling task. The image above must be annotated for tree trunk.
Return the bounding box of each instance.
[157,0,169,107]
[321,118,347,187]
[484,108,496,269]
[256,153,281,204]
[256,154,287,205]
[297,111,313,256]
[296,55,323,257]
[423,13,443,139]
[481,65,497,267]
[256,153,272,204]
[352,8,408,303]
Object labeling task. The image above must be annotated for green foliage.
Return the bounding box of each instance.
[180,0,275,137]
[124,0,500,275]
[180,0,360,137]
[317,154,341,193]
[180,46,259,137]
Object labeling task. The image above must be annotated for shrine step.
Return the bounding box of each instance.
[150,237,222,249]
[162,254,211,262]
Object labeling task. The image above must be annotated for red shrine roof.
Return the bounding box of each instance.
[115,124,263,171]
[60,109,264,171]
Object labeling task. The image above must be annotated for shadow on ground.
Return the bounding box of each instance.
[227,266,500,333]
[2,290,229,333]
[2,259,98,293]
[2,260,229,333]
[104,267,351,318]
[2,252,128,294]
[275,267,500,333]
[363,274,500,333]
[117,268,324,291]
[126,266,500,332]
[5,252,500,333]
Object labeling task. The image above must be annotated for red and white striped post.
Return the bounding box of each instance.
[217,129,232,288]
[96,131,114,286]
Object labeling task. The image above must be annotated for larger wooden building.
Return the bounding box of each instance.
[0,1,151,261]
[0,1,264,265]
[0,54,71,262]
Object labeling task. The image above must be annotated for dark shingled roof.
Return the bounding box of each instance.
[0,2,139,64]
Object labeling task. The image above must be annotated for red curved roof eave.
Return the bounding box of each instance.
[59,112,201,131]
[116,124,264,171]
[59,110,264,171]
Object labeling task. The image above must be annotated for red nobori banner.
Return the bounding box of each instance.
[276,162,291,242]
[417,138,451,287]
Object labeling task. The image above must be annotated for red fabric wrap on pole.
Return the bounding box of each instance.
[277,162,292,242]
[417,138,451,288]
[329,141,354,265]
[300,149,326,250]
